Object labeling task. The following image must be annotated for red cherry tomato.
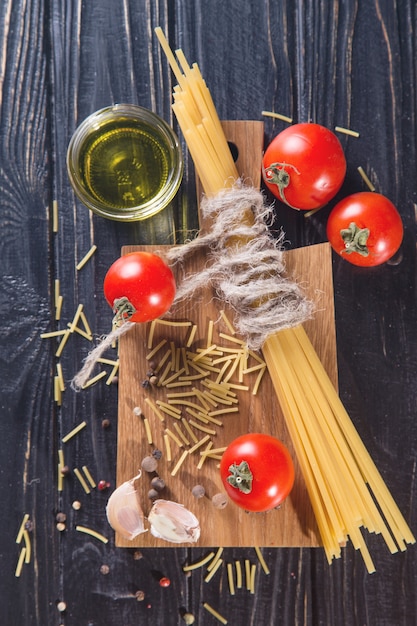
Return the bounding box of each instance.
[326,192,403,267]
[262,123,346,210]
[219,433,295,512]
[103,252,176,323]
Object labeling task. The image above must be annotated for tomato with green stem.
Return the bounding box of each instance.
[103,251,176,324]
[262,123,346,210]
[326,192,403,267]
[219,433,295,512]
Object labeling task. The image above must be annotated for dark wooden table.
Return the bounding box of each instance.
[1,1,416,624]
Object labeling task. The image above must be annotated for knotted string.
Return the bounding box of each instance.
[167,182,313,349]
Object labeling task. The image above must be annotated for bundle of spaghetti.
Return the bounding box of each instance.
[263,326,415,570]
[155,27,238,194]
[155,27,415,571]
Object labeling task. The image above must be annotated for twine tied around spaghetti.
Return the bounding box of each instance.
[166,182,313,348]
[71,182,313,391]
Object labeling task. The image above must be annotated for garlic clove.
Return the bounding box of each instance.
[148,499,200,544]
[106,474,147,540]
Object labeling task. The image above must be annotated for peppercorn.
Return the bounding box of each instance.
[56,512,67,523]
[150,476,165,491]
[101,418,111,429]
[191,485,205,499]
[211,493,228,509]
[133,550,143,560]
[152,448,163,461]
[141,455,158,473]
[135,590,145,601]
[60,465,70,476]
[100,564,110,575]
[148,488,159,500]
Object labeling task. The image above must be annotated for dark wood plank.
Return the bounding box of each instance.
[1,0,417,624]
[0,2,60,625]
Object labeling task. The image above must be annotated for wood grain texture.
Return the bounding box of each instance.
[1,0,417,624]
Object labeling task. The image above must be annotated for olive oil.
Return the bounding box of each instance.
[67,105,183,221]
[79,120,170,209]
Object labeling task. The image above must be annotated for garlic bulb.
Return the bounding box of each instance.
[106,473,147,540]
[148,499,200,544]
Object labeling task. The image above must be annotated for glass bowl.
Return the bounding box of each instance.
[66,104,183,221]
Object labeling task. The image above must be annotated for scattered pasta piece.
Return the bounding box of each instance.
[69,304,84,333]
[16,514,30,544]
[76,244,97,271]
[219,310,236,335]
[74,468,91,494]
[147,338,167,360]
[181,417,199,443]
[197,440,213,469]
[245,559,251,590]
[227,563,235,595]
[335,125,360,138]
[171,450,189,476]
[55,330,71,357]
[40,329,67,339]
[207,547,224,572]
[249,563,256,594]
[165,428,184,449]
[82,465,96,489]
[235,560,242,588]
[357,165,375,191]
[15,547,27,577]
[188,435,211,455]
[262,110,293,124]
[204,559,223,583]
[173,422,190,446]
[202,602,227,624]
[52,199,59,232]
[183,551,216,571]
[188,420,216,436]
[106,361,119,384]
[144,398,165,423]
[55,295,63,320]
[163,433,172,461]
[62,421,87,443]
[76,525,108,543]
[254,547,270,575]
[23,531,31,563]
[82,370,107,388]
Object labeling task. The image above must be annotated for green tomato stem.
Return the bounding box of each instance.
[226,460,253,494]
[112,297,137,327]
[263,161,301,209]
[340,222,370,257]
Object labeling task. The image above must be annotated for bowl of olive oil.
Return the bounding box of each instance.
[67,104,183,221]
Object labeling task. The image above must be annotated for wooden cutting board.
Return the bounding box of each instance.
[115,122,337,548]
